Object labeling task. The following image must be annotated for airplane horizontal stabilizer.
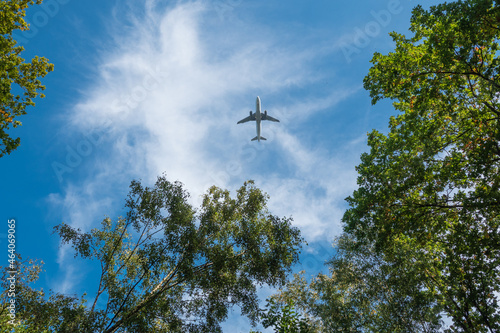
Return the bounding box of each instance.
[251,136,267,141]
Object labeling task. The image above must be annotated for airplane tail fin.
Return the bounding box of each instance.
[251,136,267,141]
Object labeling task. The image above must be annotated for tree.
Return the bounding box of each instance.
[0,255,93,333]
[271,1,500,332]
[250,298,314,333]
[346,0,500,331]
[1,175,303,332]
[0,0,54,157]
[270,234,443,332]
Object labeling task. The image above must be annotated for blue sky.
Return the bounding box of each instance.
[2,0,442,331]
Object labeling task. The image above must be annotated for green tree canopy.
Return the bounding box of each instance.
[0,255,92,333]
[349,0,500,331]
[1,176,303,332]
[249,298,316,333]
[273,235,443,332]
[0,0,53,157]
[271,1,500,332]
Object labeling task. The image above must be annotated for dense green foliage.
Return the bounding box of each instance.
[1,176,303,332]
[274,236,443,332]
[356,1,500,331]
[0,0,53,157]
[0,255,92,333]
[250,298,314,333]
[272,1,500,332]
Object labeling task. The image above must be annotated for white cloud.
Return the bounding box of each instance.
[256,128,361,241]
[48,0,363,297]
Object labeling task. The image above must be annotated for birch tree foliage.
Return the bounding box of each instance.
[53,176,302,333]
[0,255,93,333]
[2,176,303,332]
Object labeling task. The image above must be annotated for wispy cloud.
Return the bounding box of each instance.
[48,0,363,296]
[259,128,361,241]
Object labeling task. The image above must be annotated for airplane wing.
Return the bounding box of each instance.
[237,112,256,124]
[262,112,280,122]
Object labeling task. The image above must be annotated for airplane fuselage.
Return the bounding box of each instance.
[255,96,262,141]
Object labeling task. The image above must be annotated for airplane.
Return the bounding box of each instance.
[237,96,279,142]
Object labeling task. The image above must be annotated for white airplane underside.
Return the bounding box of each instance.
[237,96,279,142]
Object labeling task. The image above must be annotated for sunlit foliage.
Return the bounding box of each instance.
[1,176,303,332]
[0,0,53,157]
